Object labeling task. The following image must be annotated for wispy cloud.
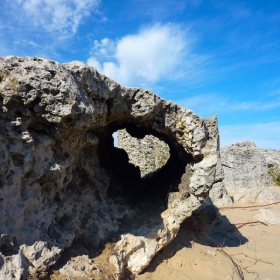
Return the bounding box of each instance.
[87,23,208,87]
[28,41,40,48]
[270,88,280,96]
[220,122,280,149]
[11,0,100,35]
[229,100,280,111]
[176,94,280,117]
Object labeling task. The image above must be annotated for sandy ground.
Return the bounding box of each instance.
[137,202,280,280]
[50,194,280,280]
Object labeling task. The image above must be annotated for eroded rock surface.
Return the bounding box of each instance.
[118,130,170,177]
[221,141,280,204]
[221,141,273,192]
[259,148,280,170]
[0,56,222,279]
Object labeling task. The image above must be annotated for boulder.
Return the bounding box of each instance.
[0,56,222,279]
[220,141,272,192]
[220,141,280,204]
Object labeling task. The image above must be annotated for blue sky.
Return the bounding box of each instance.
[1,0,280,149]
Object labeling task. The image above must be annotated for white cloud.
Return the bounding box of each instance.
[220,122,280,149]
[14,0,99,35]
[92,38,116,58]
[87,57,102,71]
[87,24,207,86]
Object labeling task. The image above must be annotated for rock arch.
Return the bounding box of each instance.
[0,56,227,279]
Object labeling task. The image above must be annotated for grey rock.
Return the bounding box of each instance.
[233,186,280,204]
[220,141,280,204]
[259,148,280,169]
[207,181,232,206]
[0,56,222,279]
[118,130,170,177]
[220,141,273,193]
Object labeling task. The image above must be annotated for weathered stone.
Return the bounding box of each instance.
[220,141,280,204]
[233,186,280,204]
[220,141,272,192]
[118,130,170,177]
[259,148,280,169]
[0,56,222,279]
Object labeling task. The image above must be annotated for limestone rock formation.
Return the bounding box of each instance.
[0,56,223,279]
[220,141,280,203]
[221,141,272,192]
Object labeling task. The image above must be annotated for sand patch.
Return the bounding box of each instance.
[138,202,280,280]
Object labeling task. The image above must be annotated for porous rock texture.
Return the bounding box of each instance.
[220,141,280,204]
[0,56,223,279]
[118,129,170,177]
[259,148,280,169]
[118,129,232,206]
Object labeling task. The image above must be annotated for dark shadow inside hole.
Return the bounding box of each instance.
[97,122,193,205]
[48,122,205,278]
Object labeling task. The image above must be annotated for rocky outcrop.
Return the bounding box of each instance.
[221,141,272,192]
[220,141,280,204]
[0,56,223,279]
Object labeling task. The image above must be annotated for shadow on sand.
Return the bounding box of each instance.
[141,201,248,275]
